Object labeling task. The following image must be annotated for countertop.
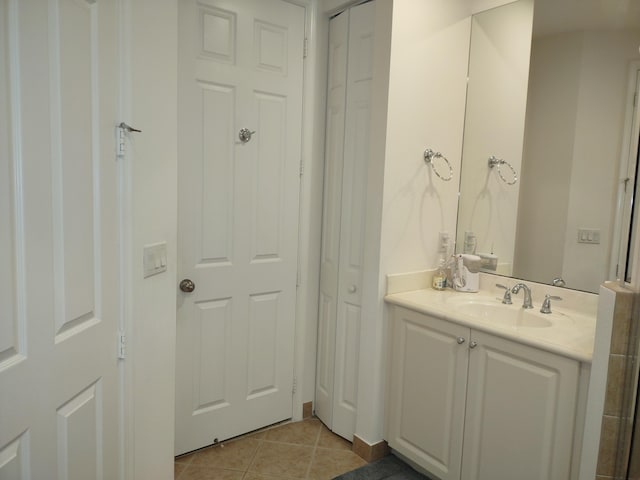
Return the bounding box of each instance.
[385,286,597,363]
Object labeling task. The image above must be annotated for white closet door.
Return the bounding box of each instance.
[315,8,349,433]
[316,0,375,441]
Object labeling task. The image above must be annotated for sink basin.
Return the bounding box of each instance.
[445,296,553,328]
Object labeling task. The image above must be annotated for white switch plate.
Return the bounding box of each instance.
[143,242,167,278]
[577,228,600,244]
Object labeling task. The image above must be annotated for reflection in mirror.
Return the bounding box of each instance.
[456,0,640,293]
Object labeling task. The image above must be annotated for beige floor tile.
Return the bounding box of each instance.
[175,462,188,479]
[178,465,246,480]
[316,427,352,451]
[190,438,261,471]
[176,452,196,465]
[264,418,322,446]
[245,430,268,440]
[244,473,301,480]
[249,441,314,479]
[308,448,367,480]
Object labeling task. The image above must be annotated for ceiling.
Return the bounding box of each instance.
[533,0,640,37]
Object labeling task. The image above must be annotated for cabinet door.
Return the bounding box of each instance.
[387,307,469,480]
[462,331,579,480]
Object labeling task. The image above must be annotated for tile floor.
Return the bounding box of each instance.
[174,418,369,480]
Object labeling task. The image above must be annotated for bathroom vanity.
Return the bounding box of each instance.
[384,277,597,480]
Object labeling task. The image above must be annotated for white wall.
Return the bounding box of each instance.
[124,1,178,478]
[356,0,474,444]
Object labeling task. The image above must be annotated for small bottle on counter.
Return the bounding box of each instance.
[432,253,447,290]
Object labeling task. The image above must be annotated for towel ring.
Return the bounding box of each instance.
[424,149,453,181]
[488,156,518,185]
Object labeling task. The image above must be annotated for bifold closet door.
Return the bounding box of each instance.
[316,0,375,441]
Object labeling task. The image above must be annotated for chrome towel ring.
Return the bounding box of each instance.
[424,149,453,181]
[488,156,518,185]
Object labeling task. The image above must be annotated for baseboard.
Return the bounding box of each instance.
[302,401,313,419]
[352,435,390,463]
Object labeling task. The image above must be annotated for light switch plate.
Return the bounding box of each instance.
[143,242,167,278]
[577,228,600,244]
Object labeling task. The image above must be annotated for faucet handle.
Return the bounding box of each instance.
[540,294,562,314]
[495,284,512,304]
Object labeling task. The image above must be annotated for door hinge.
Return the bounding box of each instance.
[299,159,304,177]
[118,331,126,359]
[634,92,638,107]
[117,126,127,156]
[303,37,308,59]
[292,376,298,395]
[117,122,142,156]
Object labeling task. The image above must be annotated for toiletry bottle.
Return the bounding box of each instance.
[432,253,447,290]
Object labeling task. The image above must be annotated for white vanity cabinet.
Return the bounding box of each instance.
[386,306,580,480]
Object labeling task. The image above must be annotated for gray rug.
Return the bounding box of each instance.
[333,455,431,480]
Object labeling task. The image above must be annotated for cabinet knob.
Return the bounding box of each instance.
[348,285,357,293]
[469,341,478,349]
[457,337,466,344]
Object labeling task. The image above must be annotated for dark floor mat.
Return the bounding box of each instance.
[332,455,431,480]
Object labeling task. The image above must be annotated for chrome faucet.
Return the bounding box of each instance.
[511,283,533,309]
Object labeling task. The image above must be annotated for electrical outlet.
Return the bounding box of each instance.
[438,232,450,253]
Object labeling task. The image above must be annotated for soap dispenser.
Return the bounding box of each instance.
[452,254,481,292]
[432,253,447,290]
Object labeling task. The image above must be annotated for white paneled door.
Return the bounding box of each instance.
[176,0,305,455]
[0,1,120,479]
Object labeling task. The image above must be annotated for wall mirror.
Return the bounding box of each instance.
[456,0,640,293]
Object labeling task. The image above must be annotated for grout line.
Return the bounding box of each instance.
[245,433,267,476]
[302,421,323,480]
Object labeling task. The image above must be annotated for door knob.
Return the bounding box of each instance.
[469,341,478,349]
[348,285,357,293]
[238,128,256,144]
[179,279,195,293]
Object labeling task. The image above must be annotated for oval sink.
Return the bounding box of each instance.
[444,296,554,328]
[455,303,552,328]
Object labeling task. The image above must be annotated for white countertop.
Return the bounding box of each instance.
[385,286,597,363]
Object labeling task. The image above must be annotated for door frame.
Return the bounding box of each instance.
[285,0,324,425]
[610,61,640,286]
[119,0,326,474]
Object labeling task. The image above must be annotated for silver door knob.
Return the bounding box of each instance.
[457,337,466,344]
[469,341,478,349]
[238,128,256,143]
[179,279,195,293]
